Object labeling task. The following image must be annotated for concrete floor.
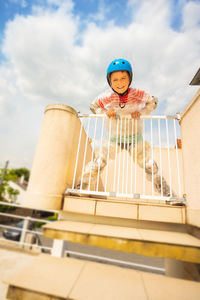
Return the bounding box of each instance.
[2,246,200,300]
[0,247,36,300]
[0,239,165,300]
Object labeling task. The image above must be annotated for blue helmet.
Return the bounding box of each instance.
[107,58,133,86]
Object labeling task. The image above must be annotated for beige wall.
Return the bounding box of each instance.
[23,104,92,210]
[180,89,200,227]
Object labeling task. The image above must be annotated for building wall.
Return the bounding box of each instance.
[180,89,200,227]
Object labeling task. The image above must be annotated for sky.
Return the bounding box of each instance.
[0,0,199,169]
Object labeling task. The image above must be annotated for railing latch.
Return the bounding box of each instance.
[109,192,116,197]
[133,193,140,199]
[166,197,186,205]
[176,112,181,121]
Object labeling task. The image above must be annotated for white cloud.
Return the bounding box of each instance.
[182,1,200,30]
[2,4,80,103]
[87,0,110,22]
[0,0,199,168]
[129,0,171,28]
[0,67,16,116]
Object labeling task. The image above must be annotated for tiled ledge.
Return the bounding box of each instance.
[5,255,200,300]
[42,220,200,263]
[63,196,186,224]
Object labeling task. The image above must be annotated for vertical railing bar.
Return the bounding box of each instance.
[105,118,112,192]
[122,118,126,194]
[117,118,122,193]
[134,119,137,194]
[88,117,98,191]
[96,116,105,191]
[150,119,154,195]
[113,118,119,192]
[126,118,130,195]
[143,119,146,196]
[72,119,83,189]
[19,217,29,246]
[80,117,91,190]
[166,118,172,196]
[131,119,134,195]
[174,119,181,198]
[158,119,163,198]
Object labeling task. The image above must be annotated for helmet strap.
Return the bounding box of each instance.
[117,89,129,97]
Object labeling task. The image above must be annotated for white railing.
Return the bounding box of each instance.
[67,114,185,204]
[0,201,54,252]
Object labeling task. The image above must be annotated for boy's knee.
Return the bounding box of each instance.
[145,160,159,175]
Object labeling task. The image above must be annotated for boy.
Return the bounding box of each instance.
[79,58,171,197]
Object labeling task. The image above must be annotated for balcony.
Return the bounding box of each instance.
[3,89,200,300]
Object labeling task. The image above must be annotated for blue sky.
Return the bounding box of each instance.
[0,0,131,32]
[0,0,188,33]
[0,0,199,168]
[0,0,194,57]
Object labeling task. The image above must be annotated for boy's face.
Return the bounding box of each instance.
[110,71,130,94]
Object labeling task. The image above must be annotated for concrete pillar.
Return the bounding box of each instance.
[165,258,184,278]
[51,239,67,258]
[180,89,200,227]
[19,217,29,246]
[23,104,91,210]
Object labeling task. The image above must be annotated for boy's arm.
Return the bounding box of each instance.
[140,96,158,115]
[90,91,114,116]
[90,102,103,114]
[90,98,106,114]
[90,102,115,118]
[128,89,158,118]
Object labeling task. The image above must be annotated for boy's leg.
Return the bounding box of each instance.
[129,140,173,197]
[76,141,119,189]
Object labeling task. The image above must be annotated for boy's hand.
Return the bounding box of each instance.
[106,110,116,118]
[90,104,97,114]
[131,111,141,119]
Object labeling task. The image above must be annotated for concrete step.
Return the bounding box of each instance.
[63,195,186,224]
[42,220,200,263]
[4,254,200,300]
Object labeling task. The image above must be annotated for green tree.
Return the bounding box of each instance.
[7,186,20,200]
[0,167,30,212]
[8,168,30,181]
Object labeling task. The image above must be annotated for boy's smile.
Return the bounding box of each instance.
[110,71,130,94]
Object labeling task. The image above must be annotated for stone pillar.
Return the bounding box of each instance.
[51,239,67,257]
[165,258,184,278]
[23,104,91,210]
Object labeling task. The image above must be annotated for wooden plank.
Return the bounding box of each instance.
[63,195,186,224]
[139,205,185,223]
[95,201,138,219]
[63,197,96,215]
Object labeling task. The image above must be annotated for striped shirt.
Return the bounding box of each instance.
[93,88,150,116]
